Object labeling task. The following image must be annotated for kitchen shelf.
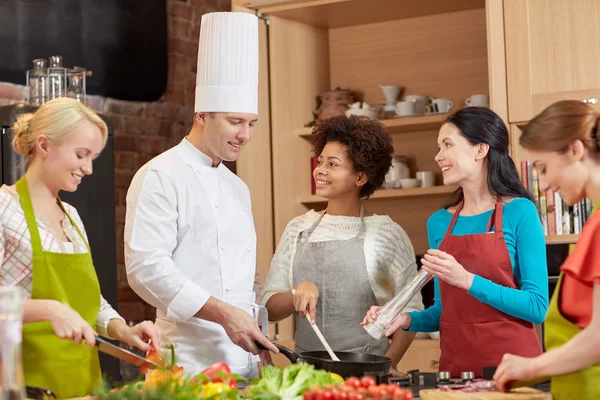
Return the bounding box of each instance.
[244,0,484,29]
[298,185,457,204]
[545,234,579,245]
[296,113,448,139]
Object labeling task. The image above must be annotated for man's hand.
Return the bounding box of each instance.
[220,303,279,355]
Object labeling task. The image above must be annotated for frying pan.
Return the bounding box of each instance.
[257,341,391,378]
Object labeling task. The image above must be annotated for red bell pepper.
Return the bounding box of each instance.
[201,362,237,389]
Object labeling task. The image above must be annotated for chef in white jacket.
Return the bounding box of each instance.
[124,12,278,379]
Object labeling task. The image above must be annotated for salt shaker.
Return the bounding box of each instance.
[26,59,48,106]
[363,270,433,340]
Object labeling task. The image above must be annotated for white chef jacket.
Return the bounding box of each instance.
[124,138,260,377]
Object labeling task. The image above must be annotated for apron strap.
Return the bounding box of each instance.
[445,201,464,236]
[16,176,43,252]
[303,205,366,239]
[57,198,91,252]
[486,200,504,233]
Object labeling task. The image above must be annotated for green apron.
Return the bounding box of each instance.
[545,199,600,400]
[544,274,600,399]
[17,176,102,399]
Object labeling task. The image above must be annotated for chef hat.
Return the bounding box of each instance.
[195,12,259,115]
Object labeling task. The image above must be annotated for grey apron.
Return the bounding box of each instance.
[292,206,390,356]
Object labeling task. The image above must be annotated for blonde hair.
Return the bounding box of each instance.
[12,97,108,164]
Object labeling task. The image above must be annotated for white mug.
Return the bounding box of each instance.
[405,95,431,115]
[416,171,435,188]
[396,101,417,116]
[431,98,453,113]
[465,94,489,107]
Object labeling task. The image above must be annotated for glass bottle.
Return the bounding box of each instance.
[0,286,25,400]
[47,56,66,100]
[66,68,86,104]
[26,59,48,106]
[363,270,433,340]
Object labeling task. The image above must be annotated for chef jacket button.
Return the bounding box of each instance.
[246,248,251,253]
[225,288,230,293]
[243,207,248,212]
[214,204,219,209]
[220,245,225,251]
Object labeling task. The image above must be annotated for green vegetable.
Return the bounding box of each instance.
[244,363,336,400]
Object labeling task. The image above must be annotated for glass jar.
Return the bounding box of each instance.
[48,56,67,100]
[67,68,86,104]
[0,286,26,400]
[26,59,48,106]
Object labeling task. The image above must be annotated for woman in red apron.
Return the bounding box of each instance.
[494,101,600,399]
[365,107,547,377]
[0,98,160,398]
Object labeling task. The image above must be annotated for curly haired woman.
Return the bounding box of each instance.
[261,115,423,373]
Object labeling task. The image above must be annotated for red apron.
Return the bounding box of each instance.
[438,200,542,377]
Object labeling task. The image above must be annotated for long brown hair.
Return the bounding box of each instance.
[520,100,600,156]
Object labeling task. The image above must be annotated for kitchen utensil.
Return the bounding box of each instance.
[95,337,161,370]
[364,269,433,340]
[305,314,340,361]
[256,341,391,379]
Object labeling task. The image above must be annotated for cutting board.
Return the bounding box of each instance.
[419,387,552,399]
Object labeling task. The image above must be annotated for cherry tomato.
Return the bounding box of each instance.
[356,387,368,396]
[360,376,377,389]
[384,385,398,395]
[304,392,314,400]
[403,391,413,400]
[339,392,349,400]
[323,390,333,400]
[338,384,352,393]
[346,377,361,390]
[314,392,325,400]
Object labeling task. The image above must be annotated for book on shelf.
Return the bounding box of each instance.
[521,160,592,237]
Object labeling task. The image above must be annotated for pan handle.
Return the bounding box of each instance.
[255,340,300,363]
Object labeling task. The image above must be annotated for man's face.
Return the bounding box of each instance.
[200,112,258,164]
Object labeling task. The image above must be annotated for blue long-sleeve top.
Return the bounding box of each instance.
[407,198,549,332]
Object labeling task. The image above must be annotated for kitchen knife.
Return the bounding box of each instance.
[95,336,161,370]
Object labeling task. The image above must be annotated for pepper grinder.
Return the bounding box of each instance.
[363,269,433,340]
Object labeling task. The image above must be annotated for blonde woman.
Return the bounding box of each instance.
[0,98,160,399]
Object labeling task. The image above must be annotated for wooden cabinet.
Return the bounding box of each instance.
[231,0,593,344]
[504,0,600,123]
[396,339,441,374]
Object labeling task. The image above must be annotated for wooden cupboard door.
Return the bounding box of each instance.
[504,0,600,123]
[396,339,441,374]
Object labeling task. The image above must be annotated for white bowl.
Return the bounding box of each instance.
[345,108,379,119]
[400,178,420,189]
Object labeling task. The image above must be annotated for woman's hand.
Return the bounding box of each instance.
[47,301,97,347]
[111,320,161,352]
[361,306,412,337]
[421,249,474,291]
[293,282,319,323]
[493,353,539,392]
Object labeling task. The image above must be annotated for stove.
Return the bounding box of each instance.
[387,367,550,397]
